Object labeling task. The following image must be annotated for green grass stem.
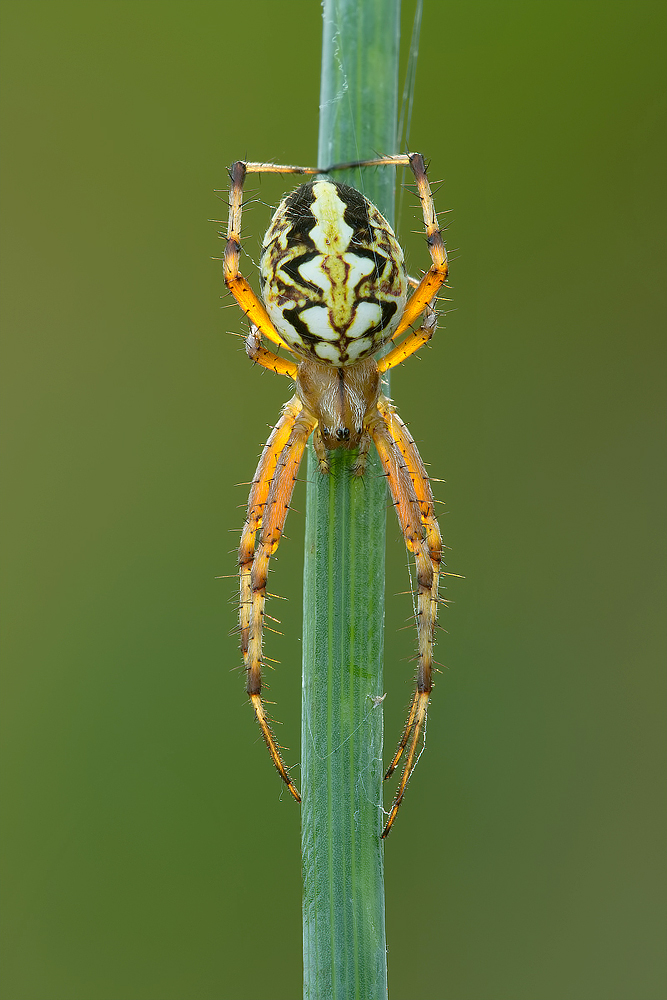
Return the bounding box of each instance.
[301,2,401,998]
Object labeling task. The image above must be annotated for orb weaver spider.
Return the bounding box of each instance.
[223,153,448,838]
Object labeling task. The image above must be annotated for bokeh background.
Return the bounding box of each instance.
[2,2,665,998]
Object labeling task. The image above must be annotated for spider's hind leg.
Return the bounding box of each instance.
[239,396,316,801]
[368,395,442,838]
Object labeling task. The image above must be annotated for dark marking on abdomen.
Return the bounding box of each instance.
[280,252,321,294]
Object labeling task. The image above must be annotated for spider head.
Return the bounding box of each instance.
[297,356,379,451]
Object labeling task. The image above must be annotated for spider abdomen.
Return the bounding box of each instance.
[260,179,407,366]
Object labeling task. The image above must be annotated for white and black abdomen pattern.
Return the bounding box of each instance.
[259,179,407,366]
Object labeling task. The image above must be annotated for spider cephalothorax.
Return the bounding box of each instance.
[223,154,448,837]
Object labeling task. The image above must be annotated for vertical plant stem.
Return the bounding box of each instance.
[301,2,401,998]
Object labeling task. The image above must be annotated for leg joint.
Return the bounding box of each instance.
[228,160,247,186]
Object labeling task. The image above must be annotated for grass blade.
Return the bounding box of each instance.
[301,1,401,997]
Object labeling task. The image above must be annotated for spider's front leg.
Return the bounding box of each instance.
[223,160,317,354]
[240,397,317,801]
[368,397,442,838]
[378,299,438,374]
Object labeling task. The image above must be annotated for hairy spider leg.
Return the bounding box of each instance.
[239,397,302,659]
[240,396,312,801]
[378,298,438,373]
[224,161,317,355]
[376,395,442,784]
[245,324,298,379]
[245,408,318,801]
[369,398,441,838]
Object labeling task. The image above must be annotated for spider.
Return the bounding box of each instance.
[223,153,448,838]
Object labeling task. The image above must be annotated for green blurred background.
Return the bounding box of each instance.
[1,2,665,998]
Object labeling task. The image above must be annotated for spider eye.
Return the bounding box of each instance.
[336,428,350,442]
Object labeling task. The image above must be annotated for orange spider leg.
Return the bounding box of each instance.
[385,688,420,781]
[239,396,303,671]
[324,153,448,343]
[245,324,298,379]
[224,161,311,354]
[368,402,441,838]
[244,406,318,801]
[382,690,429,838]
[390,153,448,341]
[378,299,437,373]
[376,394,442,788]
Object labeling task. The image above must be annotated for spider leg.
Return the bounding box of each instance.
[376,395,442,782]
[240,396,303,665]
[242,403,318,801]
[224,161,305,355]
[377,299,437,373]
[311,426,330,474]
[368,399,442,838]
[325,153,448,342]
[241,161,320,176]
[246,324,298,379]
[351,431,372,476]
